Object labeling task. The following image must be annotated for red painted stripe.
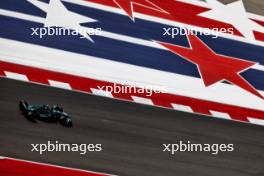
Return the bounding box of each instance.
[254,31,264,42]
[254,19,264,27]
[0,70,4,77]
[1,61,264,124]
[84,0,263,42]
[0,157,111,176]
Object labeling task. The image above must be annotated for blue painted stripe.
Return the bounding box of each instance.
[0,0,47,17]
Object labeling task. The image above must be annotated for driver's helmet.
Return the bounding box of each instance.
[43,105,49,110]
[52,105,63,112]
[41,105,50,113]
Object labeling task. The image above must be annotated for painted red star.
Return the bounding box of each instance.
[113,0,166,21]
[156,31,263,99]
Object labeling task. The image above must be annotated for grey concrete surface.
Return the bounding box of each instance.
[0,78,263,176]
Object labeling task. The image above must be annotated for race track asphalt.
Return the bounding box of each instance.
[0,78,263,176]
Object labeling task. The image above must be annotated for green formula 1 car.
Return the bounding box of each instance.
[19,100,72,127]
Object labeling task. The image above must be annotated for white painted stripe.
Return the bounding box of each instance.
[171,103,193,113]
[131,96,154,105]
[248,12,264,22]
[48,80,72,90]
[91,88,113,98]
[0,9,44,23]
[1,38,264,111]
[247,117,264,126]
[252,64,264,72]
[4,71,29,81]
[0,156,5,159]
[101,30,161,49]
[210,110,231,120]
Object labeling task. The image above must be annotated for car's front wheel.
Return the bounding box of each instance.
[60,116,73,127]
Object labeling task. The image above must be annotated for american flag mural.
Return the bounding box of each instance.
[1,0,264,126]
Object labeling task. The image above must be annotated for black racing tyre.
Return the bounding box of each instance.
[60,116,73,127]
[19,100,28,114]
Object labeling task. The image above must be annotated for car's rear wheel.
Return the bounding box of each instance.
[19,100,28,114]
